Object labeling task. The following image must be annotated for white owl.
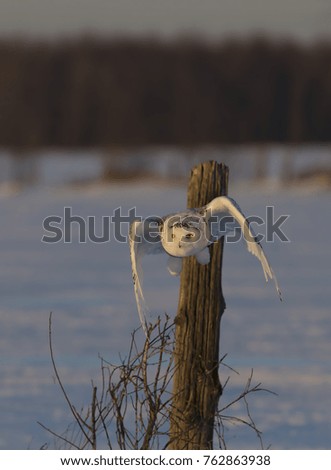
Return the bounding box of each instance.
[129,195,281,334]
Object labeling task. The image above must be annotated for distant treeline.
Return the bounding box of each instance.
[1,37,331,148]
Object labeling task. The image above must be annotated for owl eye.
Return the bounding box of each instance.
[185,233,194,239]
[171,233,176,239]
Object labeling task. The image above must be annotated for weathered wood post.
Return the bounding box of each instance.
[169,161,228,450]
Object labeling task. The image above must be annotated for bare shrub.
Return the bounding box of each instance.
[39,313,275,449]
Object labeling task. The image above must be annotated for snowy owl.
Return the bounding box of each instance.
[129,195,281,334]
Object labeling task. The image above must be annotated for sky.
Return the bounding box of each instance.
[0,0,331,42]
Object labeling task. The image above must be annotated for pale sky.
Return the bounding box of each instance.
[0,0,331,42]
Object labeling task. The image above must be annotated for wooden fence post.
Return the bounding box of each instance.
[169,161,228,450]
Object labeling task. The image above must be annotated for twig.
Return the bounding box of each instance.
[48,312,92,447]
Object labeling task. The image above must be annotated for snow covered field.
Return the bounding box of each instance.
[0,151,330,449]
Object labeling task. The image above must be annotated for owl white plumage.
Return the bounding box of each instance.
[129,195,281,335]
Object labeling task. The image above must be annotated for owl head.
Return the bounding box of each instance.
[161,213,210,257]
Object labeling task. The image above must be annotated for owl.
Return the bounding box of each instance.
[129,195,281,335]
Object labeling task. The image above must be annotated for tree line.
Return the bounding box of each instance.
[1,37,331,148]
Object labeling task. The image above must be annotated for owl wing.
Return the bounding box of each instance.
[203,196,282,300]
[129,218,165,335]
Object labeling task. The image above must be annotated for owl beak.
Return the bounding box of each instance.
[178,236,187,248]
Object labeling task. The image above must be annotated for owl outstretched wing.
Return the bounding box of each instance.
[129,218,165,334]
[203,196,282,300]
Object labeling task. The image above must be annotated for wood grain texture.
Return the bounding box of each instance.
[169,161,228,450]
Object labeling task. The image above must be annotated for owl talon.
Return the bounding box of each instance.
[167,256,182,276]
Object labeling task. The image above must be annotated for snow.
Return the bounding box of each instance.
[0,150,330,449]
